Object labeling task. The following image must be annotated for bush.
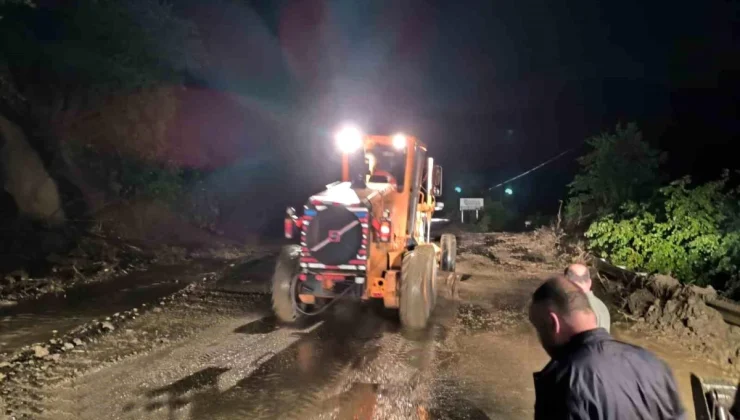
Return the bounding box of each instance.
[586,174,740,286]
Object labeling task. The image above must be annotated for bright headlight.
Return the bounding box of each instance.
[335,125,364,153]
[392,133,407,150]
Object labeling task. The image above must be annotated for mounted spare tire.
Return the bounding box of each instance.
[440,234,457,272]
[400,244,436,329]
[271,245,307,323]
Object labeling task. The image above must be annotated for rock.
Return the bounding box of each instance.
[152,307,162,313]
[6,270,29,282]
[72,338,83,346]
[0,114,66,224]
[688,284,718,302]
[100,321,115,332]
[63,342,74,350]
[644,302,663,324]
[0,300,17,308]
[0,362,10,368]
[33,346,49,358]
[648,274,681,299]
[124,329,135,335]
[0,372,5,381]
[626,289,656,317]
[48,354,61,362]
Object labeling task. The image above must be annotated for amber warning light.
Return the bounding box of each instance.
[372,219,392,242]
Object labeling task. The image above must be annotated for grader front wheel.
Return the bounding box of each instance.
[271,245,307,323]
[399,244,436,329]
[440,233,457,272]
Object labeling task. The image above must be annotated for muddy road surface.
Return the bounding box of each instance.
[1,233,735,419]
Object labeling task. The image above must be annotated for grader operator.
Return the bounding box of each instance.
[273,125,457,329]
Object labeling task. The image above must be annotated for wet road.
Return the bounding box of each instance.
[4,242,552,420]
[0,260,225,355]
[36,292,461,419]
[5,235,724,419]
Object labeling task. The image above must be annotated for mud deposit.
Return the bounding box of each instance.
[1,232,737,419]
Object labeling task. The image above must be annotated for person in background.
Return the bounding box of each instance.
[565,263,611,333]
[529,276,686,419]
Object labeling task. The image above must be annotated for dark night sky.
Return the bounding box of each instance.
[175,0,738,219]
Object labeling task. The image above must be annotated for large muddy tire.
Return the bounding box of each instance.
[400,244,436,329]
[271,245,305,323]
[440,233,457,272]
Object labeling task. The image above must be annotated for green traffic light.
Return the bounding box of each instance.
[504,187,513,195]
[454,186,462,193]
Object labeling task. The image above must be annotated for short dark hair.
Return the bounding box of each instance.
[532,276,592,315]
[564,265,590,285]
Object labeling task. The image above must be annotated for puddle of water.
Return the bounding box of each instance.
[233,315,280,335]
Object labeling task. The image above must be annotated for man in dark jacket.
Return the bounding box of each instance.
[529,276,686,419]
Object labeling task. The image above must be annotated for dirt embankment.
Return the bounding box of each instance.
[0,232,250,305]
[603,272,740,375]
[448,229,739,418]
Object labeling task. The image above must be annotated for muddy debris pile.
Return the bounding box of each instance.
[0,234,199,303]
[619,274,740,372]
[457,229,563,270]
[457,233,500,261]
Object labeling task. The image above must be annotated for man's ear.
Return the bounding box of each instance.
[548,312,561,334]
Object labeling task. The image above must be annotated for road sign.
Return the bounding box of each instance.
[459,198,484,211]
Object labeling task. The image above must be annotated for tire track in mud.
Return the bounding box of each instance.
[193,304,392,420]
[293,296,463,420]
[20,270,463,420]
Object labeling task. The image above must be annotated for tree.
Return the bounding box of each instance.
[565,123,665,225]
[0,0,203,135]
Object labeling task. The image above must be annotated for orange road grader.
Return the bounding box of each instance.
[272,125,456,329]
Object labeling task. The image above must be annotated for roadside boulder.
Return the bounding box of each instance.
[0,114,65,225]
[33,345,49,358]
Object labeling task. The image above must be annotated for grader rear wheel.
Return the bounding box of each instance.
[399,244,436,329]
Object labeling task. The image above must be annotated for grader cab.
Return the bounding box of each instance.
[272,125,457,329]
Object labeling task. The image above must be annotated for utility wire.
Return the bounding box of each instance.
[488,148,574,191]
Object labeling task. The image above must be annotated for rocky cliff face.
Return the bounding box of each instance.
[0,114,65,225]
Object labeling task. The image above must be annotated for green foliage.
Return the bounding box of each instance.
[586,174,740,285]
[565,123,665,225]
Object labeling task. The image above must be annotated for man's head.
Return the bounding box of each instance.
[529,276,598,357]
[565,263,592,292]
